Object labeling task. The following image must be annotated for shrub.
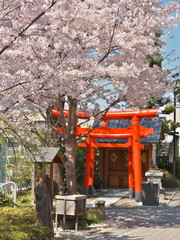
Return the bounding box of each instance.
[0,225,54,240]
[85,209,102,226]
[17,191,32,206]
[0,193,14,207]
[0,205,54,240]
[161,169,180,188]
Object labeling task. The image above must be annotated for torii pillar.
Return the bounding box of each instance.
[84,137,96,195]
[132,116,142,202]
[128,137,134,199]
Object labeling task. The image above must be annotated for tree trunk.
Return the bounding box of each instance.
[64,97,77,194]
[65,137,77,194]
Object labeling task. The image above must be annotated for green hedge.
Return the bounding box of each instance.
[0,207,54,240]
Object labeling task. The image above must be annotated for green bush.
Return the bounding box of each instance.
[0,193,14,207]
[85,209,102,226]
[0,225,54,240]
[0,206,54,240]
[17,191,32,206]
[161,169,180,188]
[0,191,32,208]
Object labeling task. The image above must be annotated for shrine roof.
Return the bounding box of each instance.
[96,117,163,144]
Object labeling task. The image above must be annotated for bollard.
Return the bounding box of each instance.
[94,200,106,221]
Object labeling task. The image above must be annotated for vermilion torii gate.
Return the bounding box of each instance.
[52,108,158,202]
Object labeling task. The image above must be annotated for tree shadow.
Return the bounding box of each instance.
[105,206,180,229]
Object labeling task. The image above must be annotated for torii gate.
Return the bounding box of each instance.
[52,108,158,202]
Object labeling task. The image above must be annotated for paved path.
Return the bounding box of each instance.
[55,188,180,240]
[86,189,129,208]
[87,189,180,240]
[93,226,180,240]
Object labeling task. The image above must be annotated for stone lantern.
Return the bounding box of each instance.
[145,161,164,193]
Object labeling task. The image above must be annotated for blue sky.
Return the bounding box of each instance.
[162,0,180,73]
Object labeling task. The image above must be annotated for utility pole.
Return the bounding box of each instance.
[172,74,180,178]
[173,90,176,177]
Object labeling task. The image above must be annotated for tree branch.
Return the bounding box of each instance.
[0,126,17,160]
[76,97,120,141]
[0,0,57,55]
[98,8,120,64]
[1,81,28,92]
[0,117,38,162]
[2,100,19,114]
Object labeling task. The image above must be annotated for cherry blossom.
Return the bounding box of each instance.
[0,0,179,193]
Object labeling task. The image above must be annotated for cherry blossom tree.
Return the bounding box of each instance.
[0,0,179,194]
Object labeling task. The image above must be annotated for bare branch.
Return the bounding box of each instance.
[98,8,120,64]
[2,100,19,114]
[76,97,120,141]
[1,81,28,92]
[0,117,38,161]
[0,126,17,160]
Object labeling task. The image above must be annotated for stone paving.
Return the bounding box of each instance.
[86,189,129,208]
[55,188,180,240]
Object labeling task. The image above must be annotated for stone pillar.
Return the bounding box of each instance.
[94,200,106,221]
[152,144,157,165]
[35,181,53,231]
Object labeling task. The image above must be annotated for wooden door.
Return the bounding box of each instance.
[108,149,128,188]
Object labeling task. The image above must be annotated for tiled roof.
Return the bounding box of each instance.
[96,118,163,144]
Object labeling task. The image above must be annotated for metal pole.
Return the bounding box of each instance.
[172,74,180,178]
[173,90,177,178]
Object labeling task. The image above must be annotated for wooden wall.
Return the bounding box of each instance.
[99,145,152,188]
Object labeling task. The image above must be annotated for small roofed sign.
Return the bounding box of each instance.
[34,147,67,163]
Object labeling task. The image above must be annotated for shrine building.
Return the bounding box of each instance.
[97,118,164,189]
